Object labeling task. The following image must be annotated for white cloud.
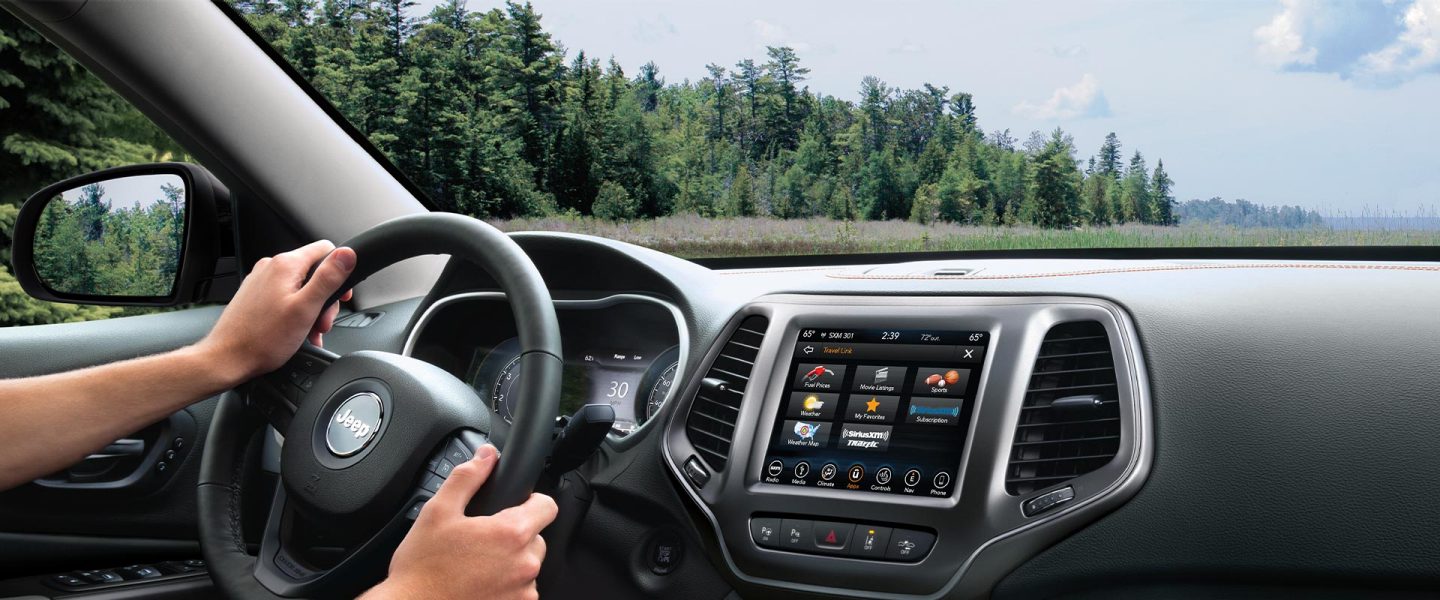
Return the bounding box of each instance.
[1012,74,1112,121]
[1255,0,1318,67]
[632,15,677,44]
[1254,0,1440,87]
[1354,0,1440,85]
[751,19,810,53]
[1050,44,1088,59]
[890,41,927,54]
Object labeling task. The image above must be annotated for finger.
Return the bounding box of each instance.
[340,289,354,302]
[308,331,323,348]
[493,492,559,537]
[287,239,338,266]
[426,445,498,516]
[299,247,357,306]
[312,299,342,337]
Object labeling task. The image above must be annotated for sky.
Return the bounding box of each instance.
[60,174,184,211]
[414,0,1440,214]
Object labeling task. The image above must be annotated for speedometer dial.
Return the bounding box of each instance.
[644,361,679,423]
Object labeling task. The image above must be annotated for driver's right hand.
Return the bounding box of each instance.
[362,445,558,600]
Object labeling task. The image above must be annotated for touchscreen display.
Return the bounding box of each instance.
[760,328,989,498]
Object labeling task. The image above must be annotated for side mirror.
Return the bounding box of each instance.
[8,163,239,306]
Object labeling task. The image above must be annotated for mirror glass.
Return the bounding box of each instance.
[33,174,186,298]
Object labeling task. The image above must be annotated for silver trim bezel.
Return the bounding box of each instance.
[661,294,1153,599]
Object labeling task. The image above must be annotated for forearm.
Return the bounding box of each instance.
[0,343,246,490]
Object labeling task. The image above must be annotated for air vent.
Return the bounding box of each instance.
[686,315,769,472]
[1006,321,1121,496]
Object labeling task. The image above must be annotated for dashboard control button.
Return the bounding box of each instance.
[766,459,784,478]
[1022,486,1076,517]
[819,462,838,481]
[903,469,922,487]
[850,525,893,558]
[932,471,952,489]
[847,464,865,483]
[779,519,813,550]
[886,529,936,562]
[649,533,683,575]
[49,574,87,587]
[683,456,711,488]
[793,461,810,478]
[875,467,893,485]
[811,521,854,552]
[750,517,782,548]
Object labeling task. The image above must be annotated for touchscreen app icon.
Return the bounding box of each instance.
[804,365,834,383]
[803,394,826,411]
[794,421,822,440]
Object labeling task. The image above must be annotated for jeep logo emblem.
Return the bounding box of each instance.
[326,393,383,457]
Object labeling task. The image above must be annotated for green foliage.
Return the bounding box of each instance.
[909,182,940,225]
[1176,197,1324,228]
[591,180,638,221]
[0,263,122,326]
[32,182,183,297]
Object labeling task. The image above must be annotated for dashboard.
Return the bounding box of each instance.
[321,231,1440,600]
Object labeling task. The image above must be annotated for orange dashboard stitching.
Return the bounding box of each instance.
[817,262,1440,281]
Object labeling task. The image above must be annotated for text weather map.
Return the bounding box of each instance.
[763,328,989,498]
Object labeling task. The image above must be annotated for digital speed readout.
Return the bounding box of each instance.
[762,328,989,498]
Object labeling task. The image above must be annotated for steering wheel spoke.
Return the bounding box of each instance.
[245,344,338,432]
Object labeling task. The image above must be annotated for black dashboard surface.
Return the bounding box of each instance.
[326,232,1440,599]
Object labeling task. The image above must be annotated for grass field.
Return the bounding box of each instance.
[489,216,1440,259]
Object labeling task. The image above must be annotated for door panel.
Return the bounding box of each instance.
[0,306,223,577]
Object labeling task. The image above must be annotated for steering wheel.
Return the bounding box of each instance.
[195,214,562,599]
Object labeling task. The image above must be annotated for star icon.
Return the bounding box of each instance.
[865,397,880,412]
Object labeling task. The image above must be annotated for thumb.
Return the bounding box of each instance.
[300,247,357,306]
[426,445,498,516]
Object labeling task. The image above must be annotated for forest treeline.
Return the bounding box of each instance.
[232,0,1182,227]
[1175,198,1324,229]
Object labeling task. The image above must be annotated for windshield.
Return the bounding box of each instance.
[233,1,1440,257]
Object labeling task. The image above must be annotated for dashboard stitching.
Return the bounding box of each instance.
[820,262,1440,281]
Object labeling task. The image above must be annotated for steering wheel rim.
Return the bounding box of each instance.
[196,213,561,599]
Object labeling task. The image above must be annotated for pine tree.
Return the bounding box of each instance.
[1096,132,1123,179]
[1150,159,1176,225]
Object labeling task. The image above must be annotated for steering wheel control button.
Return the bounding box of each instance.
[875,467,893,486]
[419,474,444,494]
[434,458,455,478]
[932,471,952,490]
[819,462,838,481]
[903,468,923,488]
[811,521,854,553]
[649,533,684,575]
[325,392,384,458]
[445,439,473,465]
[1022,485,1076,517]
[793,461,811,479]
[780,519,813,550]
[847,464,865,483]
[750,517,782,548]
[850,526,893,558]
[766,459,784,478]
[885,529,937,562]
[405,500,427,520]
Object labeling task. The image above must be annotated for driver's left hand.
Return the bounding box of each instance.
[196,240,355,383]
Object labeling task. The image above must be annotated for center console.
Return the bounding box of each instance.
[663,295,1152,598]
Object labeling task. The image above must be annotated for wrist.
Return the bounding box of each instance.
[360,577,419,600]
[184,338,255,390]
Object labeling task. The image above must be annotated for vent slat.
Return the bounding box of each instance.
[1006,321,1122,496]
[685,315,769,472]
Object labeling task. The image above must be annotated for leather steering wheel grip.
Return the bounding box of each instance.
[324,213,562,516]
